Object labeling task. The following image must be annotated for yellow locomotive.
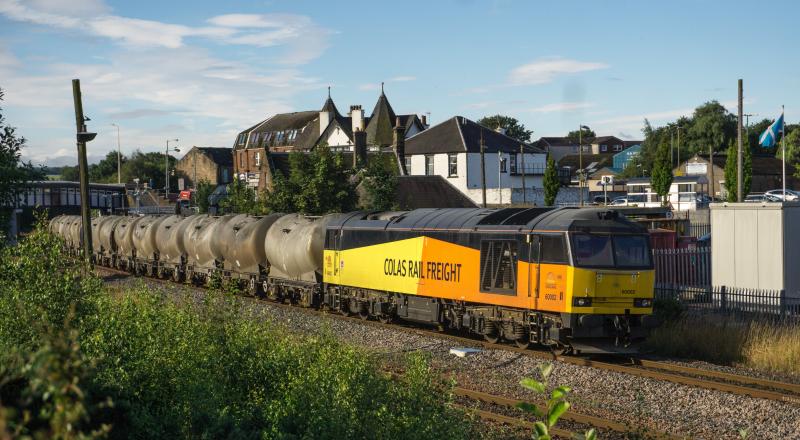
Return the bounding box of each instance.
[323,207,657,351]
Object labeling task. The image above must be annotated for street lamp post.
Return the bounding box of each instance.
[165,139,179,200]
[111,123,121,184]
[578,124,591,207]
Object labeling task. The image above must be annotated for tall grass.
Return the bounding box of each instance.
[0,219,478,439]
[646,314,800,376]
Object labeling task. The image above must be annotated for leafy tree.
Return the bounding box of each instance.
[360,154,398,211]
[59,165,80,181]
[543,156,560,206]
[219,178,260,215]
[88,151,126,183]
[0,87,44,233]
[262,146,356,215]
[263,170,296,213]
[650,138,673,205]
[476,115,533,143]
[194,179,214,214]
[724,140,753,201]
[566,127,596,144]
[687,101,736,157]
[117,150,182,191]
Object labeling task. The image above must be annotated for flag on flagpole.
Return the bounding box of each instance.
[759,112,784,147]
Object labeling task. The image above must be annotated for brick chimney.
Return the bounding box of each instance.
[350,105,364,133]
[421,114,428,128]
[353,128,367,168]
[393,116,407,176]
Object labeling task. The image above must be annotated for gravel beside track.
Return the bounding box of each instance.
[99,270,800,439]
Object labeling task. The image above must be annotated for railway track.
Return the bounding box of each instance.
[96,267,800,420]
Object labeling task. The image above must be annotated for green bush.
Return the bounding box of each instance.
[0,222,477,439]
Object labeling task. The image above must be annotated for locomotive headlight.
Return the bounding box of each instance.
[634,298,652,308]
[573,297,592,307]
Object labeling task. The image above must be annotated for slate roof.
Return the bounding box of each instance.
[197,147,233,167]
[623,140,643,147]
[365,92,397,147]
[247,111,321,151]
[589,136,623,145]
[321,96,341,118]
[405,116,544,155]
[394,175,478,209]
[557,154,613,174]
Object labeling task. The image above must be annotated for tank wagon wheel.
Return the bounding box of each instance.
[171,269,183,283]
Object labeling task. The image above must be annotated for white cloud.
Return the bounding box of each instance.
[529,102,595,113]
[508,57,609,86]
[0,1,331,63]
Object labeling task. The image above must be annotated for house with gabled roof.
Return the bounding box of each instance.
[232,87,427,190]
[404,116,547,205]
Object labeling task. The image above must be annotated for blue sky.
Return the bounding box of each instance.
[1,0,798,166]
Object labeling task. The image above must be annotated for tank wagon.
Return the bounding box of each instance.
[52,207,658,352]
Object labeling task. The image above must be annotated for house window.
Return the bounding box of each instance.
[613,144,623,152]
[581,145,589,152]
[448,153,458,177]
[255,152,261,167]
[237,133,245,146]
[500,156,507,173]
[239,151,245,169]
[251,133,260,146]
[509,154,517,174]
[600,145,607,152]
[405,156,412,173]
[425,155,434,175]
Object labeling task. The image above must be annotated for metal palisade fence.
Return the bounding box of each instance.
[653,247,800,319]
[655,285,800,320]
[653,247,711,288]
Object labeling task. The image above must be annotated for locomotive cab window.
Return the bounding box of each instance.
[480,240,518,294]
[539,234,568,263]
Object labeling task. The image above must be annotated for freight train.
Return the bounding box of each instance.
[51,207,658,352]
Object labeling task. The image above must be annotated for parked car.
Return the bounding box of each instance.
[764,189,799,201]
[695,194,712,206]
[592,195,611,205]
[610,197,630,206]
[744,194,782,203]
[697,233,711,247]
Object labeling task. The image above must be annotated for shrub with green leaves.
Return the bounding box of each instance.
[517,363,596,440]
[0,221,477,439]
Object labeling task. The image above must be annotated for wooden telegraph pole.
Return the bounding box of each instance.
[737,79,744,202]
[72,79,95,264]
[520,143,527,205]
[480,129,487,208]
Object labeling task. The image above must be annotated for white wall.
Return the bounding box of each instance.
[406,151,546,205]
[323,126,352,149]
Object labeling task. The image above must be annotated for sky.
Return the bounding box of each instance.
[1,0,798,166]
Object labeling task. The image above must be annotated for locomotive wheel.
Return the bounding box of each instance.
[514,337,531,350]
[378,314,392,324]
[483,332,501,344]
[358,310,370,320]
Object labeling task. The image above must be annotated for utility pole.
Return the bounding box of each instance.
[165,138,179,201]
[578,127,583,207]
[111,123,121,184]
[578,124,590,207]
[497,150,502,205]
[676,126,682,170]
[72,79,95,263]
[480,130,487,208]
[737,79,744,202]
[520,143,527,205]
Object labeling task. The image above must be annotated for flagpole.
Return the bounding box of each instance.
[782,105,786,198]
